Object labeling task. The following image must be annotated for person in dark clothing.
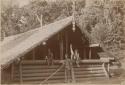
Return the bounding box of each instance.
[45,55,49,65]
[47,49,54,65]
[64,54,72,83]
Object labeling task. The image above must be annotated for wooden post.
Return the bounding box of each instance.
[19,61,23,83]
[32,49,35,60]
[71,65,75,83]
[89,47,92,59]
[11,63,14,81]
[60,33,63,60]
[65,31,68,54]
[61,42,64,59]
[65,68,67,82]
[83,47,86,59]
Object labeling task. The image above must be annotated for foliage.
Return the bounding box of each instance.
[1,0,125,51]
[77,0,125,51]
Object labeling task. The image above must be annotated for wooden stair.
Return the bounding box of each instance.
[73,63,107,82]
[12,60,65,84]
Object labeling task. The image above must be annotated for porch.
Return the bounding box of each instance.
[5,58,111,84]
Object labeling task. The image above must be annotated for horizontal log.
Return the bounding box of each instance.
[22,76,65,81]
[76,77,106,82]
[21,79,65,84]
[80,60,109,63]
[15,71,64,77]
[21,69,64,74]
[22,65,60,69]
[21,59,109,65]
[74,70,104,75]
[73,64,102,68]
[74,67,103,71]
[75,73,105,78]
[22,60,64,64]
[46,80,65,84]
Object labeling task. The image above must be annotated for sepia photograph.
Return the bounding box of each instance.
[0,0,125,84]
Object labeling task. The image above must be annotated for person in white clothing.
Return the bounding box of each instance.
[74,49,80,67]
[70,44,74,61]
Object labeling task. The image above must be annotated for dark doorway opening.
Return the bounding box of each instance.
[23,24,102,60]
[64,25,89,59]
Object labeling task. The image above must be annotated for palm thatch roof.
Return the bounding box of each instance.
[0,16,73,66]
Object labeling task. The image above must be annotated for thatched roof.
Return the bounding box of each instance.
[0,16,72,66]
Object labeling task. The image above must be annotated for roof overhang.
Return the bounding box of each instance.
[0,16,73,67]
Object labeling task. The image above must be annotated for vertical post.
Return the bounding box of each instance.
[71,65,75,83]
[65,68,67,82]
[83,47,86,59]
[11,63,14,81]
[60,33,63,60]
[19,61,22,83]
[65,31,68,54]
[32,49,35,60]
[89,47,91,59]
[61,42,63,59]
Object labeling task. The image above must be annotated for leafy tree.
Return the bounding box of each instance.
[1,0,125,52]
[77,0,125,51]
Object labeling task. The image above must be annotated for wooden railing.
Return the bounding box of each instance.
[40,63,64,84]
[18,59,110,84]
[40,59,77,84]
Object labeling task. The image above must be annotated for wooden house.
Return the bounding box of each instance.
[0,16,114,84]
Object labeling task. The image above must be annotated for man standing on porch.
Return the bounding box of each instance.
[64,54,72,83]
[70,44,74,60]
[70,44,80,67]
[74,49,80,67]
[47,49,54,65]
[45,55,49,65]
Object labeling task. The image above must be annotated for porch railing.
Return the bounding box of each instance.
[40,63,64,84]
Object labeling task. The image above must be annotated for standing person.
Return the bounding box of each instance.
[64,54,72,83]
[48,49,54,65]
[70,44,74,61]
[45,56,49,65]
[74,49,80,67]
